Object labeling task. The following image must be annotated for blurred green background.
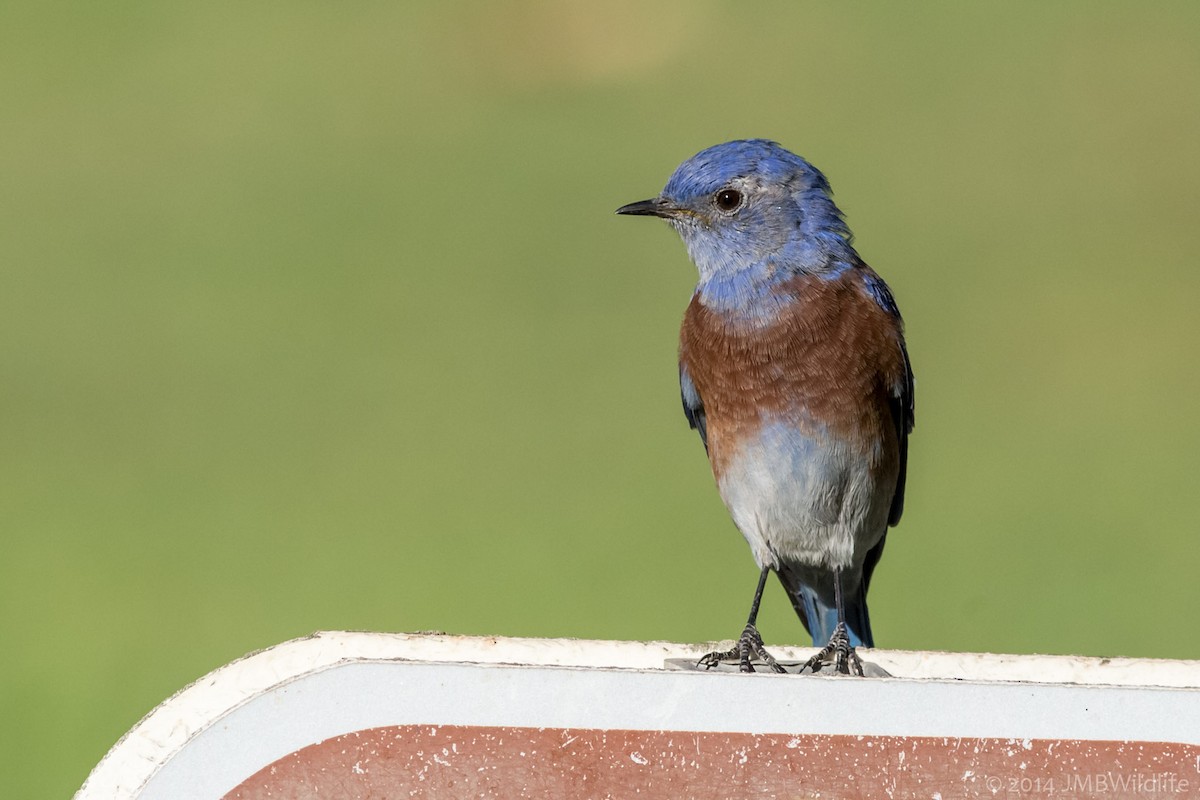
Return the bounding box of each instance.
[3,2,1199,796]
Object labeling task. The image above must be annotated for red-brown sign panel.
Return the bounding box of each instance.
[228,725,1198,799]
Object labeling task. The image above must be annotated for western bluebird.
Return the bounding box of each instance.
[617,140,914,675]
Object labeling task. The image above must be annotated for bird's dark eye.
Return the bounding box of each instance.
[713,188,743,212]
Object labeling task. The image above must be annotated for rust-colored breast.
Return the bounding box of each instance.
[679,268,907,475]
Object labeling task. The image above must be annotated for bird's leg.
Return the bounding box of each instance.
[802,568,865,676]
[698,567,787,673]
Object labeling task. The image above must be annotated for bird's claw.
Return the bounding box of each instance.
[698,623,788,673]
[802,621,865,676]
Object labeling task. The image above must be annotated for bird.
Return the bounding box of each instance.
[616,139,914,675]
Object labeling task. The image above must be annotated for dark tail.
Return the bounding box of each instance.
[777,566,874,648]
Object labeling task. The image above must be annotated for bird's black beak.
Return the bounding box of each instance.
[615,198,678,218]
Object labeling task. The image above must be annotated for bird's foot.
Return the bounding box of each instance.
[697,623,788,673]
[801,622,865,676]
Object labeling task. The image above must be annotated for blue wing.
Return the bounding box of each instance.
[679,364,708,453]
[859,266,915,599]
[887,340,915,527]
[860,267,915,527]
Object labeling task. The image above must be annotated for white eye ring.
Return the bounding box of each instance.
[713,188,743,212]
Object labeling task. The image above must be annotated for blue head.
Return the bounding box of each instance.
[617,139,858,312]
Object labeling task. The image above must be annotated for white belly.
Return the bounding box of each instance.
[716,421,893,572]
